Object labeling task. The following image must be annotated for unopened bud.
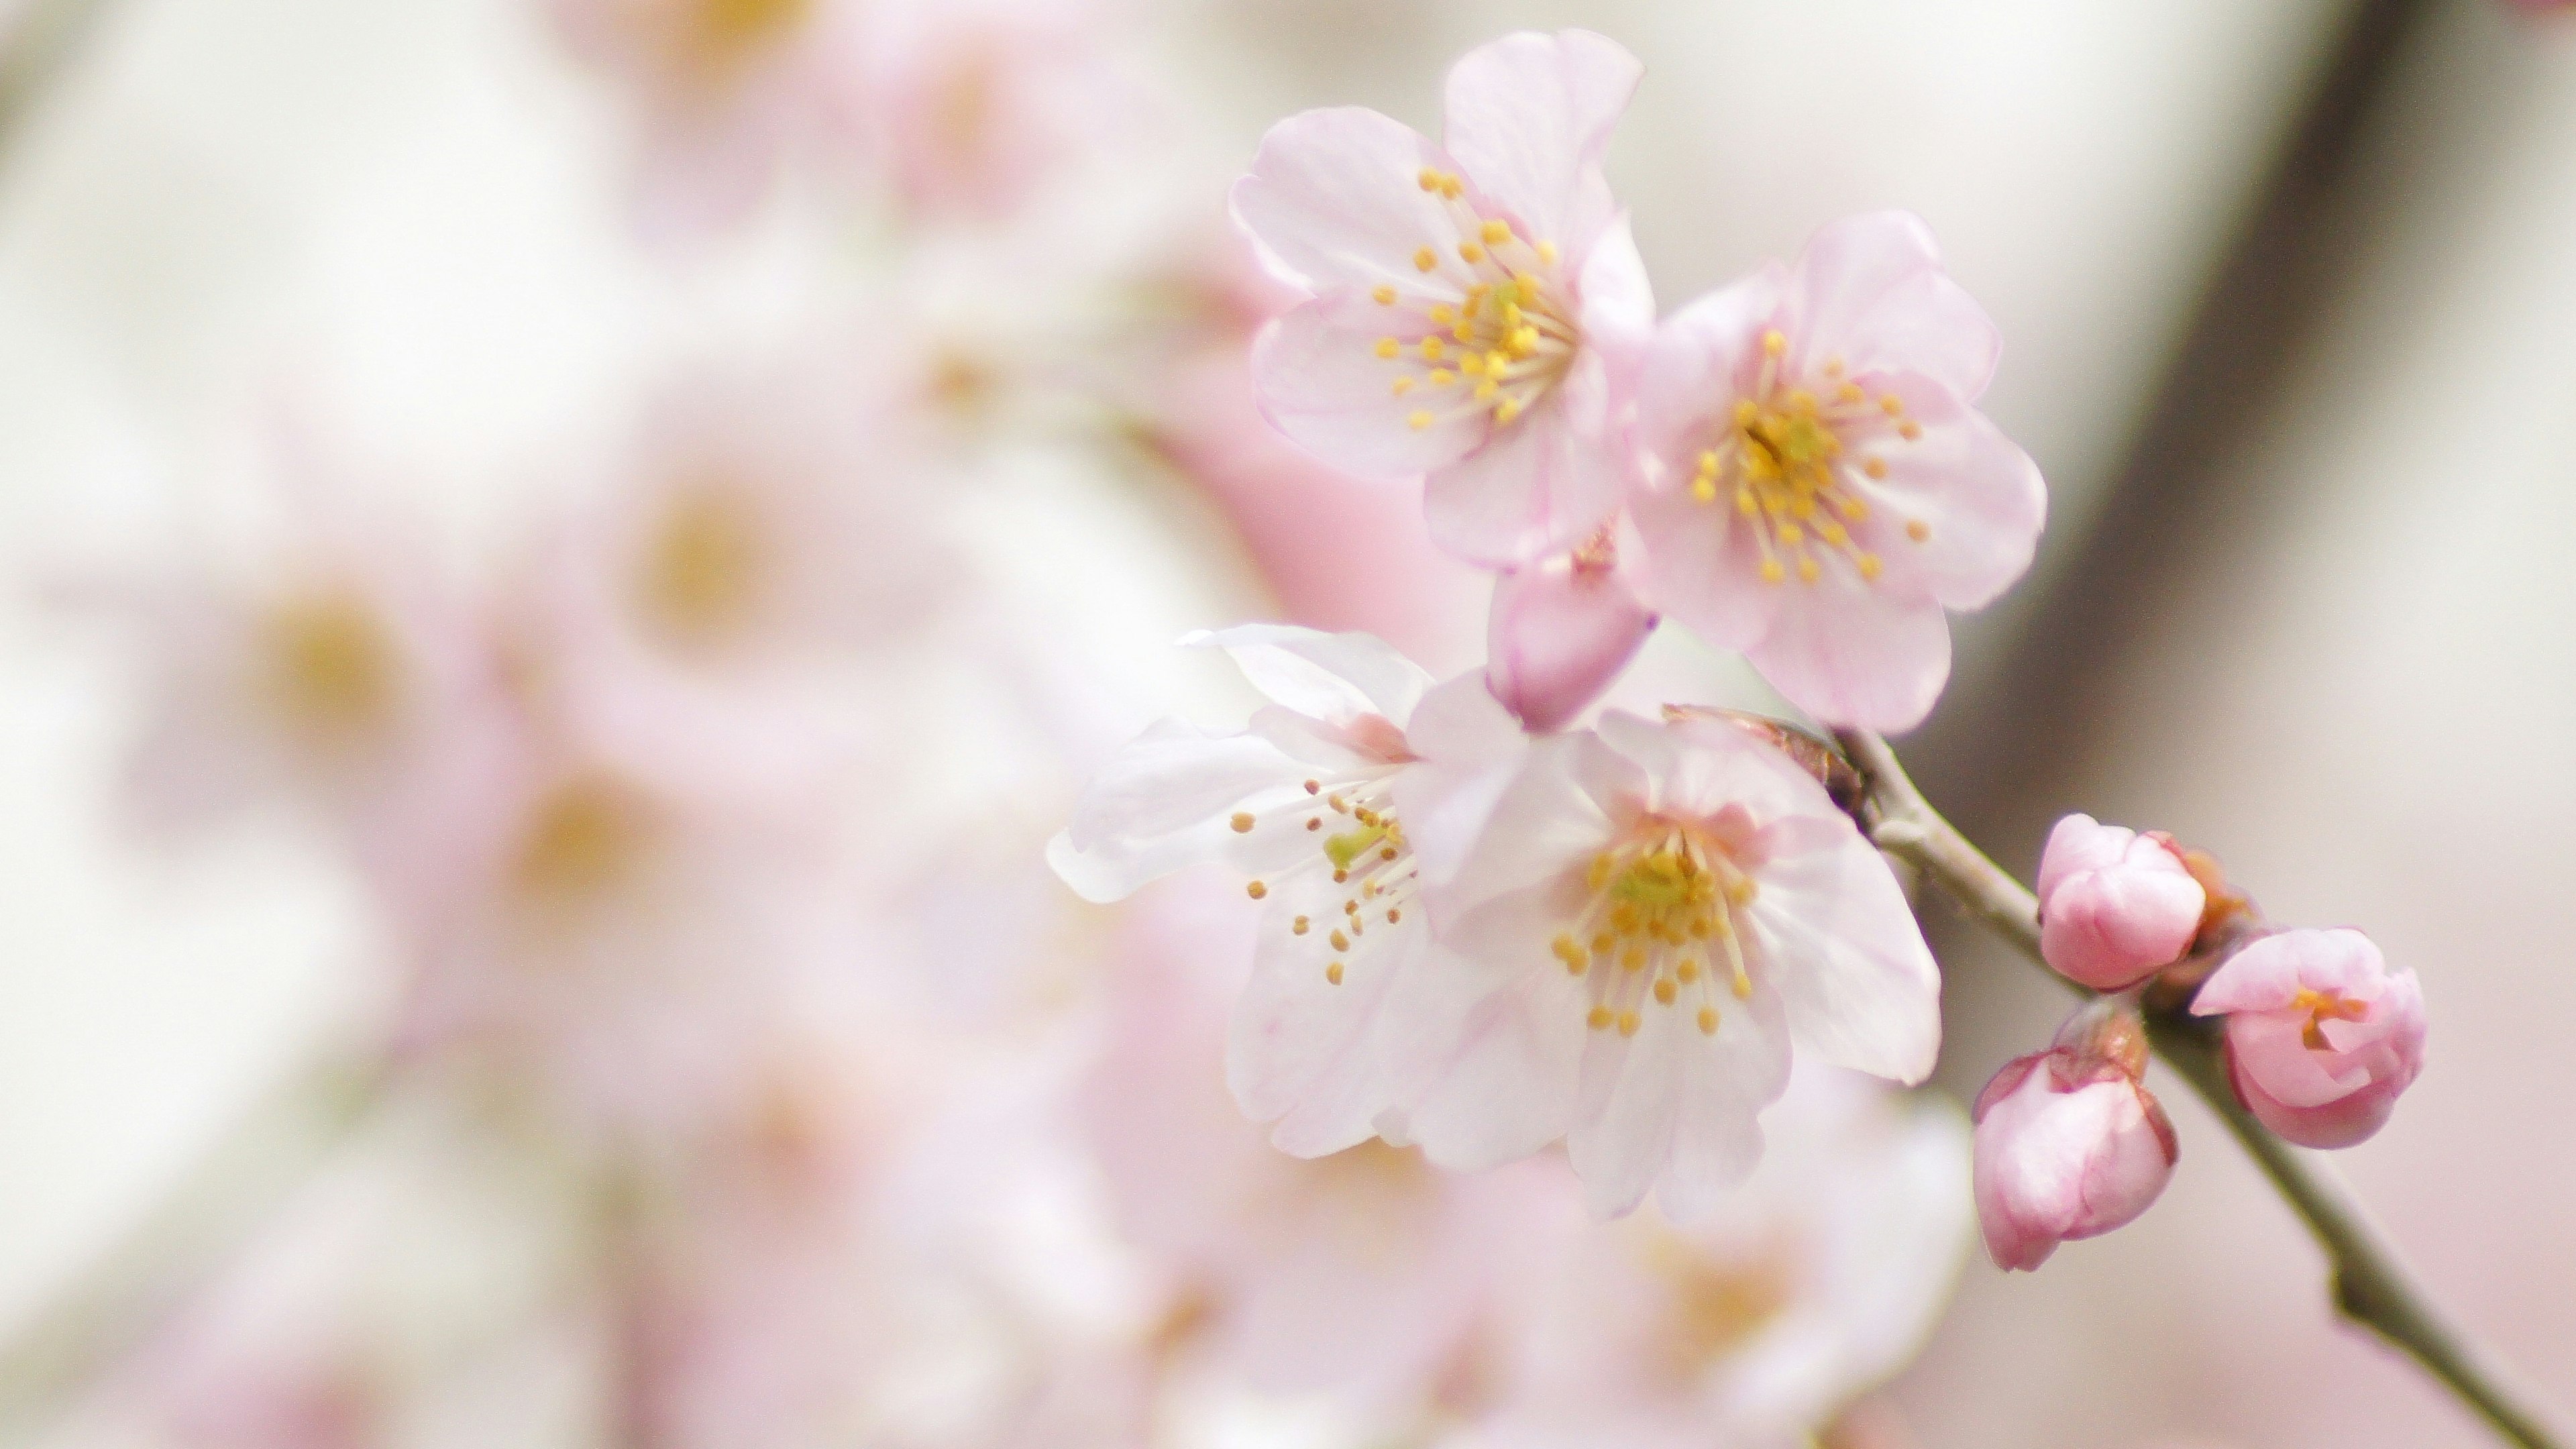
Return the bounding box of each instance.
[2190,926,2425,1148]
[2035,814,2205,990]
[1972,1002,2178,1271]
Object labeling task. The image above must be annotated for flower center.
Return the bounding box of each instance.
[1553,820,1757,1038]
[684,0,811,70]
[1234,769,1417,989]
[2291,987,2370,1050]
[262,588,399,740]
[1687,330,1936,586]
[511,773,660,908]
[1368,169,1579,437]
[639,480,767,648]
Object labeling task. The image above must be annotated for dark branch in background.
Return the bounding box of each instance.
[1909,0,2444,841]
[1836,728,2568,1449]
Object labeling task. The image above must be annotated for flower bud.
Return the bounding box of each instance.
[2190,927,2425,1148]
[1971,1002,2178,1271]
[2034,814,2206,990]
[1483,527,1655,733]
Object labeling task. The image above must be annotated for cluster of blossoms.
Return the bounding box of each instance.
[38,15,1987,1449]
[1058,23,2429,1293]
[1061,28,2034,1222]
[1975,816,2426,1269]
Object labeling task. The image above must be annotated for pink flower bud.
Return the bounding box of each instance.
[1970,1004,2178,1271]
[1483,527,1656,733]
[2034,813,2206,990]
[2190,927,2425,1148]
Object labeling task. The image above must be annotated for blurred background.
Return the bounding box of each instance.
[1,0,2571,1446]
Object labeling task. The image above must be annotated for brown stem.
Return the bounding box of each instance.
[1833,727,2567,1449]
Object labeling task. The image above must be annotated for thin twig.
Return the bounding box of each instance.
[0,1047,389,1438]
[1833,727,2567,1449]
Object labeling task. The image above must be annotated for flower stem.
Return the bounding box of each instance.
[1833,727,2566,1449]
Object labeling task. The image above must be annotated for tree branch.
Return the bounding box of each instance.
[1833,727,2566,1449]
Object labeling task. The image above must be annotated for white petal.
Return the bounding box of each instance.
[1750,828,1941,1083]
[1228,888,1421,1157]
[1183,623,1435,729]
[1052,720,1316,902]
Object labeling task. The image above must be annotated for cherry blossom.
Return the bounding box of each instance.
[1465,1066,1970,1449]
[1626,212,2045,731]
[549,0,871,236]
[1484,523,1658,733]
[2034,813,2206,991]
[2192,927,2426,1148]
[1972,1000,2177,1271]
[1049,625,1529,1156]
[1400,710,1939,1219]
[1230,30,1656,566]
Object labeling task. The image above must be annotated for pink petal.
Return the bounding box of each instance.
[1051,722,1317,902]
[1746,574,1955,733]
[1423,393,1629,566]
[1385,950,1590,1170]
[2034,813,2123,902]
[1484,555,1656,733]
[2190,928,2382,1016]
[1572,213,1658,376]
[1251,302,1487,480]
[1181,623,1436,729]
[1388,674,1532,888]
[1226,888,1420,1156]
[1846,374,2046,612]
[1439,30,1640,258]
[1230,107,1468,293]
[1746,825,1943,1085]
[1785,211,2000,400]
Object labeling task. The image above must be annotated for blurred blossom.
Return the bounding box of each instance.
[1461,1067,1970,1449]
[2192,927,2426,1149]
[2033,813,2206,991]
[1232,30,1656,567]
[1483,522,1658,733]
[1627,211,2045,732]
[67,473,518,924]
[1972,1000,2177,1272]
[1411,711,1938,1220]
[1049,625,1529,1157]
[1083,884,1580,1413]
[550,0,873,235]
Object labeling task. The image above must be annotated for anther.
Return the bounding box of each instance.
[1697,1007,1719,1035]
[1653,979,1677,1006]
[1408,410,1434,431]
[1303,780,1320,794]
[1330,929,1350,951]
[1458,242,1483,264]
[1762,330,1786,356]
[1617,1010,1641,1037]
[1246,880,1267,899]
[1536,240,1558,264]
[1864,457,1888,480]
[1293,917,1309,934]
[1481,219,1509,245]
[1589,1006,1614,1031]
[1375,337,1399,360]
[1326,961,1344,985]
[1307,818,1321,831]
[1373,284,1397,305]
[1414,248,1437,272]
[1907,519,1931,542]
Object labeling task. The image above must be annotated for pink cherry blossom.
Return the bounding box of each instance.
[1399,710,1940,1220]
[1049,626,1529,1157]
[1464,1065,1970,1449]
[549,0,872,237]
[1230,30,1657,567]
[2034,812,2206,990]
[859,0,1139,224]
[1081,884,1580,1407]
[2191,927,2426,1148]
[1485,522,1658,733]
[1627,212,2046,731]
[1972,1001,2177,1271]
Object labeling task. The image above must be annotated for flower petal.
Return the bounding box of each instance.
[1440,30,1640,257]
[1568,979,1791,1220]
[1485,554,1656,733]
[1182,623,1435,729]
[1423,392,1628,566]
[1251,301,1489,480]
[1748,822,1941,1084]
[1390,674,1532,890]
[1051,720,1315,902]
[1785,211,2000,400]
[1383,950,1589,1171]
[1745,574,1955,733]
[1847,374,2045,612]
[1230,106,1468,293]
[1228,890,1421,1157]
